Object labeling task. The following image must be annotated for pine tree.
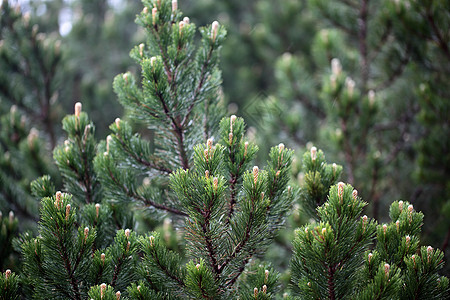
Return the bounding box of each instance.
[20,192,139,299]
[252,0,449,254]
[291,148,449,299]
[93,0,227,216]
[0,1,63,229]
[0,1,64,148]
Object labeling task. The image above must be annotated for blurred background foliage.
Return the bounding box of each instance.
[0,0,448,275]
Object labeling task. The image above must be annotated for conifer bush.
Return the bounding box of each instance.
[0,0,448,299]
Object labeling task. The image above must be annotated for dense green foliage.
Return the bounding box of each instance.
[0,0,448,299]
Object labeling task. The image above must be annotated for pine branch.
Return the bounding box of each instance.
[152,246,185,289]
[374,55,410,91]
[181,46,214,128]
[226,256,251,287]
[110,252,125,288]
[53,225,82,300]
[103,161,187,216]
[75,135,94,204]
[227,155,245,222]
[199,207,220,276]
[114,134,173,174]
[219,202,255,274]
[424,8,450,60]
[327,263,336,300]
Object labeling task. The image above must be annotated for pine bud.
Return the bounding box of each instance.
[384,263,390,277]
[84,227,89,241]
[183,17,190,24]
[4,269,11,281]
[74,102,82,118]
[139,43,144,57]
[331,58,342,76]
[264,269,269,283]
[179,21,185,33]
[345,77,355,97]
[9,211,14,223]
[396,220,400,231]
[122,73,128,83]
[115,118,121,129]
[172,0,177,12]
[352,190,358,200]
[310,146,317,161]
[261,192,265,200]
[383,224,387,235]
[196,264,200,270]
[254,287,258,298]
[125,229,131,239]
[262,285,267,294]
[229,132,233,144]
[412,255,416,268]
[211,21,219,42]
[83,125,91,144]
[101,283,106,298]
[204,149,209,162]
[278,143,285,153]
[405,235,411,244]
[276,170,280,177]
[253,166,259,185]
[101,253,105,263]
[332,163,337,175]
[368,253,373,263]
[55,191,61,209]
[322,227,326,236]
[149,235,155,246]
[362,215,368,230]
[398,200,403,211]
[205,170,210,179]
[23,12,30,25]
[307,282,311,287]
[213,177,218,191]
[427,246,433,262]
[152,7,157,25]
[65,204,71,221]
[408,204,413,213]
[106,135,113,153]
[137,285,141,292]
[337,182,345,203]
[207,138,213,151]
[96,203,100,218]
[230,114,237,127]
[27,128,38,149]
[244,142,249,157]
[368,90,375,106]
[116,291,121,300]
[142,7,148,14]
